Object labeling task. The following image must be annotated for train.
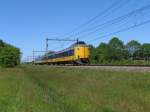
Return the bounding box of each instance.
[34,41,90,65]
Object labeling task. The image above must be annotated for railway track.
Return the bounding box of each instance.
[51,64,150,67]
[82,64,150,67]
[45,64,150,72]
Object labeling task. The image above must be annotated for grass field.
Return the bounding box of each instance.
[0,65,150,112]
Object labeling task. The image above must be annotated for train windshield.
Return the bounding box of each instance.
[77,41,85,44]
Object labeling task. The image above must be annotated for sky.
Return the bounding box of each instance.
[0,0,150,61]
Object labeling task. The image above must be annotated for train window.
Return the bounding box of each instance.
[68,51,71,56]
[57,54,59,58]
[72,50,74,55]
[52,55,54,59]
[78,41,85,44]
[66,51,69,56]
[59,53,61,58]
[63,51,67,57]
[48,55,52,59]
[75,41,85,45]
[68,49,74,56]
[55,54,57,58]
[63,52,66,57]
[48,50,74,59]
[63,52,65,57]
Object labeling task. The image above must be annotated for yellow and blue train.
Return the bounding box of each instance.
[34,41,90,65]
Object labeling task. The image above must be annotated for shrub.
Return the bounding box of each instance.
[0,41,20,67]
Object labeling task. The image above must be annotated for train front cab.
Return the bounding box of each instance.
[74,44,89,64]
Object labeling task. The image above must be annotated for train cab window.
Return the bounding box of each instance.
[78,41,85,44]
[76,41,85,45]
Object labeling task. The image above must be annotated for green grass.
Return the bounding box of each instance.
[0,65,150,112]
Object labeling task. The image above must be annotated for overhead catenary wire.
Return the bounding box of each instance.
[49,5,150,52]
[64,0,133,40]
[70,13,132,39]
[60,0,134,48]
[47,2,150,53]
[57,0,126,39]
[67,3,150,41]
[79,16,131,41]
[59,3,150,49]
[48,0,136,52]
[88,19,150,44]
[74,4,150,40]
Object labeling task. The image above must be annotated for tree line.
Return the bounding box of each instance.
[0,40,20,67]
[89,37,150,64]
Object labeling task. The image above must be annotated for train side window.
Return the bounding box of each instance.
[68,50,73,56]
[63,52,65,57]
[56,54,58,58]
[65,52,67,57]
[67,51,69,56]
[71,50,74,56]
[59,53,61,58]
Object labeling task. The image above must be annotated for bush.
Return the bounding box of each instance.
[0,41,20,67]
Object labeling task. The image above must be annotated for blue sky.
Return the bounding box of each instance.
[0,0,150,60]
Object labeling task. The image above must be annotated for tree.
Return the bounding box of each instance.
[89,43,111,63]
[89,45,97,63]
[108,37,124,49]
[126,40,141,59]
[0,40,5,48]
[141,43,150,60]
[96,43,109,62]
[107,37,126,61]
